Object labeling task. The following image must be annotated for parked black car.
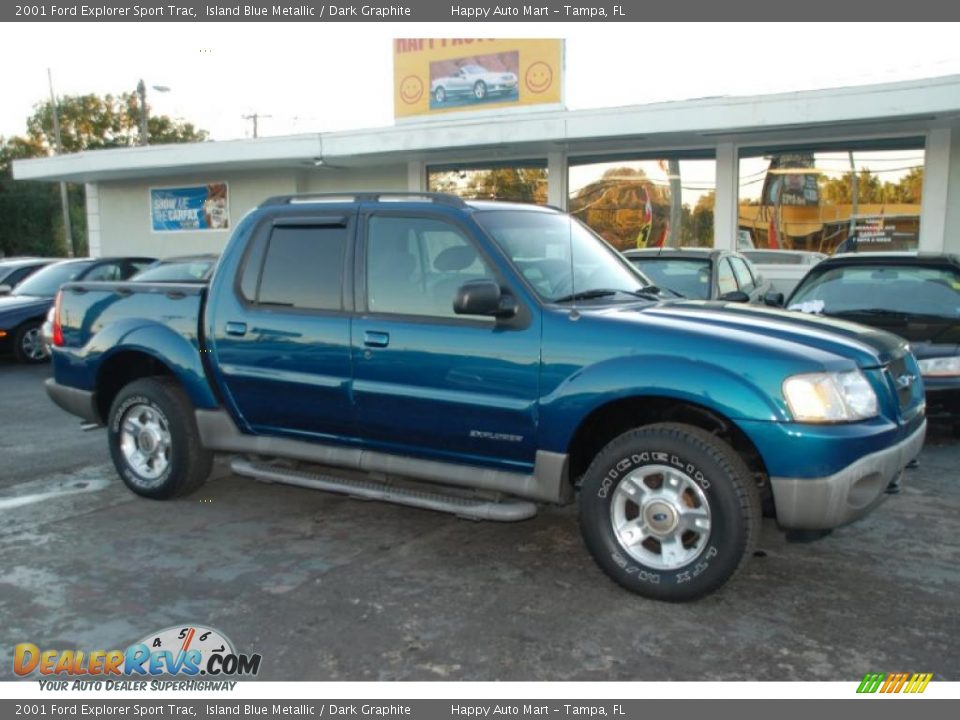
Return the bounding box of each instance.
[785,252,960,427]
[0,258,55,294]
[130,254,219,283]
[623,247,771,302]
[0,256,154,363]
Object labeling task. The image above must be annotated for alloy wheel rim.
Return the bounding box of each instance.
[609,464,712,570]
[21,327,47,361]
[119,403,172,485]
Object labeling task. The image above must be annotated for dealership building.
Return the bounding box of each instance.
[12,73,960,258]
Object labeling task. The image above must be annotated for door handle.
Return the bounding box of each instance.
[225,321,248,337]
[363,331,390,348]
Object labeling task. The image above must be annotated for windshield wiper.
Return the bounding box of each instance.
[647,285,685,298]
[833,308,900,315]
[833,308,952,322]
[554,288,663,303]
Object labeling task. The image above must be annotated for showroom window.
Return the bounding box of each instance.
[738,141,926,254]
[427,161,548,205]
[568,154,717,251]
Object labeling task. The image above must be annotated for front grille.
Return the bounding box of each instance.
[886,355,920,414]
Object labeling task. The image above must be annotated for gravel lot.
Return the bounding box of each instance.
[1,360,958,681]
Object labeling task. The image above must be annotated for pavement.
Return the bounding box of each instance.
[1,360,958,681]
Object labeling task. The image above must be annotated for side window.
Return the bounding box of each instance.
[717,259,738,295]
[126,260,154,277]
[84,263,123,281]
[366,215,495,318]
[239,232,268,301]
[253,225,347,310]
[6,267,30,286]
[729,256,756,291]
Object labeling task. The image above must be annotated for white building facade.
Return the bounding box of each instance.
[13,75,960,259]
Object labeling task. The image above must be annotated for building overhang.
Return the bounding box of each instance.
[13,74,960,184]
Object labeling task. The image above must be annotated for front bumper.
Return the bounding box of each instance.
[771,419,926,530]
[45,378,100,425]
[924,381,960,422]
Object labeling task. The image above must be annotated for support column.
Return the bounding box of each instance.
[408,160,426,192]
[85,182,101,258]
[919,127,951,253]
[547,150,567,209]
[713,142,738,251]
[936,126,960,254]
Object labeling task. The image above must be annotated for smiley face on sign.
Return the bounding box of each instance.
[524,61,553,94]
[399,75,424,104]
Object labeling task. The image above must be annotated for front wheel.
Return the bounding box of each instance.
[579,423,760,601]
[108,377,213,500]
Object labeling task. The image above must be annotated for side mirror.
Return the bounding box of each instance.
[764,290,785,307]
[0,284,11,295]
[719,290,750,303]
[453,279,517,319]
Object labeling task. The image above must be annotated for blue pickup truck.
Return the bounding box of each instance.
[45,193,926,601]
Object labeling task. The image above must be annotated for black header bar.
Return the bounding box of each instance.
[4,1,958,22]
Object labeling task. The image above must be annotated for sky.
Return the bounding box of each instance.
[1,22,960,143]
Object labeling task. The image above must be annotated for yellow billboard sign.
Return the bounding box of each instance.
[394,39,564,120]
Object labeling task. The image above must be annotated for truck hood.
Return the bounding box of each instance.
[612,301,907,368]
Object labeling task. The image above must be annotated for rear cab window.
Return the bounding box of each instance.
[241,223,348,311]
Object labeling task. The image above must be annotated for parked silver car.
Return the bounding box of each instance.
[431,64,518,104]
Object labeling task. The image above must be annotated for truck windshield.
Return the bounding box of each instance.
[475,210,652,302]
[13,261,91,298]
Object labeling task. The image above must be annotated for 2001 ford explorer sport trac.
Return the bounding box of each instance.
[45,193,927,601]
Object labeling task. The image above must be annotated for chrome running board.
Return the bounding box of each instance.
[229,458,538,522]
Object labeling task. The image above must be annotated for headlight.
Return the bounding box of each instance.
[917,356,960,377]
[782,370,878,423]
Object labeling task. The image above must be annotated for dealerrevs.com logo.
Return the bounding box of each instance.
[14,625,261,683]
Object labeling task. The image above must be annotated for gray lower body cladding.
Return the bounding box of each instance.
[196,409,572,505]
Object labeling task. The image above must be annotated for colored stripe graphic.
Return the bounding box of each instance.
[857,672,931,694]
[857,673,885,693]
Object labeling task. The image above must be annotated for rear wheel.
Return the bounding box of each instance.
[13,321,48,364]
[473,81,487,100]
[579,423,761,601]
[108,377,213,499]
[434,86,446,103]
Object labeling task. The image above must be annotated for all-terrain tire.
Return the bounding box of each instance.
[108,377,213,500]
[579,422,761,601]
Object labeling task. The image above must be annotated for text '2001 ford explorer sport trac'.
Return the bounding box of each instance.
[45,193,926,601]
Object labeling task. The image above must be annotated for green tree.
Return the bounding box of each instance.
[24,93,206,152]
[1,91,208,258]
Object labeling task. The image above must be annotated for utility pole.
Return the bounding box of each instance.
[242,113,272,139]
[136,80,170,146]
[47,68,74,258]
[137,79,148,145]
